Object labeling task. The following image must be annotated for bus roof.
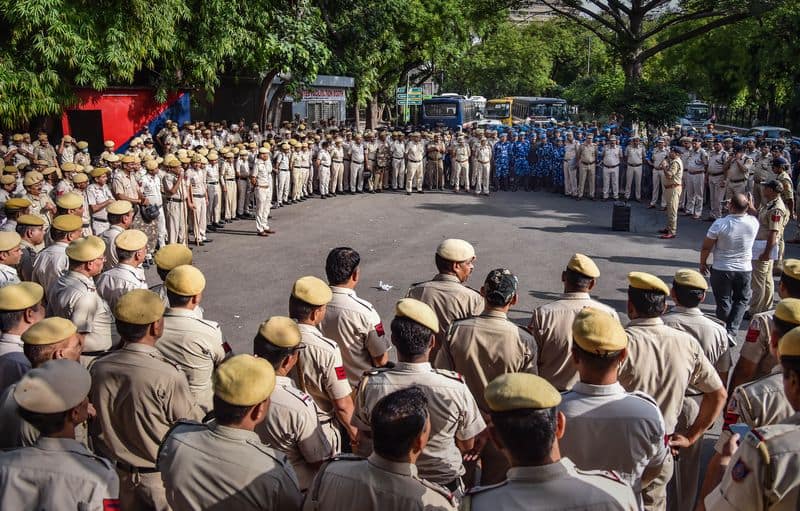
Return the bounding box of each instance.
[424,95,468,102]
[511,96,566,104]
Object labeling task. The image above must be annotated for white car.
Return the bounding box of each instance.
[746,126,792,142]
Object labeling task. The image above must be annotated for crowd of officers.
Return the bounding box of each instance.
[2,229,800,511]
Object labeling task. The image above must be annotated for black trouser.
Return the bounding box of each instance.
[710,268,752,334]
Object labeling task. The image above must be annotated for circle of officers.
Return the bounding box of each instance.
[2,235,800,511]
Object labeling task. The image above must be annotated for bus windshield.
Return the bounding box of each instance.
[685,105,709,121]
[423,102,458,118]
[486,102,510,119]
[530,103,566,120]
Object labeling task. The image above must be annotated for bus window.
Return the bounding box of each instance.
[486,102,510,119]
[424,102,457,118]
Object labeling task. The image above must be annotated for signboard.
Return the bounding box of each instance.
[396,86,423,106]
[301,88,346,101]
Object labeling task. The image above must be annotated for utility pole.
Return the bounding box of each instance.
[587,36,591,75]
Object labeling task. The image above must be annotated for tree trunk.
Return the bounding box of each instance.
[366,95,380,129]
[622,53,643,88]
[257,71,279,128]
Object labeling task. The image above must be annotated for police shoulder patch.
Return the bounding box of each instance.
[731,459,751,482]
[433,368,464,382]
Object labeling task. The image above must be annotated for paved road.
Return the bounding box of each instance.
[153,189,794,354]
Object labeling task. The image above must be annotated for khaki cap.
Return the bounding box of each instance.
[66,236,105,262]
[0,232,21,251]
[213,354,276,406]
[114,289,165,325]
[166,159,182,168]
[104,140,115,148]
[107,200,132,215]
[567,253,600,278]
[783,259,800,281]
[115,229,147,251]
[628,271,669,295]
[395,298,439,333]
[13,359,90,414]
[2,165,15,173]
[22,317,77,346]
[775,298,800,325]
[23,172,43,187]
[0,175,16,185]
[165,265,206,296]
[436,238,475,262]
[90,167,110,178]
[258,316,302,348]
[673,269,707,291]
[154,244,192,271]
[104,154,120,163]
[56,192,83,210]
[778,326,800,357]
[4,198,31,211]
[292,276,332,306]
[121,155,137,164]
[0,282,44,311]
[72,173,89,184]
[144,160,159,171]
[15,214,44,227]
[77,141,88,149]
[572,307,627,354]
[51,214,83,233]
[61,162,77,172]
[485,373,562,412]
[41,167,57,176]
[258,147,269,154]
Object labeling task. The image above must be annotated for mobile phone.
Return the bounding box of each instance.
[729,423,751,442]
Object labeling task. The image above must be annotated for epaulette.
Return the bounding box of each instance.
[576,468,626,484]
[156,419,205,466]
[283,384,316,408]
[362,367,392,378]
[246,438,292,466]
[329,453,363,462]
[418,477,457,505]
[194,317,220,332]
[465,480,508,496]
[630,390,659,407]
[347,294,374,312]
[703,313,727,328]
[433,367,464,382]
[308,329,338,350]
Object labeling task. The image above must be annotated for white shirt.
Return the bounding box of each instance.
[706,214,759,272]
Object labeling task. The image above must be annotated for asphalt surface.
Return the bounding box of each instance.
[155,188,796,354]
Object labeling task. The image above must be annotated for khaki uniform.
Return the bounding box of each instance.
[86,183,115,235]
[253,157,273,233]
[650,148,669,208]
[465,459,639,511]
[452,144,470,192]
[186,168,207,242]
[405,141,425,193]
[353,362,486,486]
[317,149,332,195]
[158,421,303,511]
[236,156,253,214]
[256,375,332,491]
[18,240,37,282]
[739,311,778,381]
[602,144,622,200]
[528,292,619,391]
[157,307,227,414]
[684,148,708,217]
[0,333,28,393]
[390,140,406,189]
[95,263,149,310]
[330,146,344,194]
[0,437,119,510]
[426,141,446,190]
[750,197,788,314]
[724,154,752,199]
[205,162,222,225]
[774,170,794,266]
[221,160,237,220]
[474,145,492,195]
[577,142,597,198]
[707,149,729,218]
[163,171,188,245]
[625,144,645,200]
[752,152,772,207]
[662,157,683,233]
[320,287,389,388]
[0,263,19,287]
[24,192,54,233]
[0,383,38,449]
[619,317,724,509]
[47,270,117,354]
[436,310,536,484]
[349,144,365,193]
[304,453,456,511]
[294,323,353,452]
[560,382,669,501]
[406,274,484,361]
[31,241,68,294]
[100,224,124,270]
[705,412,800,511]
[563,139,580,197]
[89,343,202,511]
[716,367,793,452]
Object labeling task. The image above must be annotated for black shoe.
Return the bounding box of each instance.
[321,195,327,199]
[406,191,411,195]
[203,238,214,243]
[207,224,217,232]
[215,222,225,228]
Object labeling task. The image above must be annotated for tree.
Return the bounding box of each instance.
[530,0,782,86]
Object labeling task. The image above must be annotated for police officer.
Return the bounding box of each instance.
[157,265,227,414]
[86,167,115,235]
[0,359,119,509]
[253,146,276,237]
[749,179,789,315]
[0,231,21,286]
[390,132,406,191]
[31,214,83,294]
[474,137,492,196]
[452,135,471,193]
[405,132,425,195]
[253,316,332,490]
[576,133,597,200]
[13,215,42,282]
[406,239,483,363]
[618,272,727,510]
[684,138,709,219]
[660,146,684,239]
[648,138,669,209]
[95,229,149,310]
[559,308,668,506]
[464,373,639,510]
[158,354,303,511]
[601,135,622,200]
[706,140,729,220]
[529,253,618,391]
[625,135,645,201]
[437,268,536,486]
[704,326,800,510]
[330,138,345,196]
[353,298,486,494]
[304,387,456,511]
[150,243,194,308]
[99,200,134,270]
[187,155,209,245]
[90,289,202,511]
[320,247,390,388]
[290,276,357,452]
[0,282,45,392]
[349,135,366,194]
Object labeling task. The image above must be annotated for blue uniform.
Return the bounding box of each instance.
[513,140,531,176]
[494,141,511,178]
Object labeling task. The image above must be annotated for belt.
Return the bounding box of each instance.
[224,178,236,182]
[296,166,309,169]
[82,223,90,228]
[115,460,159,474]
[167,198,184,203]
[91,216,109,222]
[192,194,205,198]
[709,172,724,176]
[604,163,619,167]
[628,163,642,167]
[730,178,746,183]
[408,158,421,163]
[685,392,703,397]
[665,183,681,189]
[581,161,595,164]
[82,349,110,357]
[429,157,442,160]
[321,165,331,169]
[257,185,270,189]
[457,159,468,163]
[351,161,363,164]
[478,160,490,164]
[392,156,404,160]
[280,169,290,172]
[689,171,705,175]
[238,177,249,180]
[333,160,343,163]
[207,181,219,185]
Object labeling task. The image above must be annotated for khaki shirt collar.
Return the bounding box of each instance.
[627,317,664,327]
[571,381,626,397]
[368,453,417,477]
[122,342,159,354]
[276,375,297,388]
[35,436,89,455]
[671,306,702,316]
[67,270,96,289]
[507,458,577,483]
[482,310,507,320]
[330,286,356,297]
[165,307,197,318]
[433,273,461,284]
[394,361,432,373]
[561,292,591,300]
[297,323,321,334]
[211,422,262,443]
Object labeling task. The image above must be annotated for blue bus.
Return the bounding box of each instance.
[421,95,479,130]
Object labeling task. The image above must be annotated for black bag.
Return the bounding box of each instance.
[140,204,160,223]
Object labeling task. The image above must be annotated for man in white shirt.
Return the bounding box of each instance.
[700,193,760,335]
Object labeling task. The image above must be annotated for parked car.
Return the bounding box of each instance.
[746,126,792,142]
